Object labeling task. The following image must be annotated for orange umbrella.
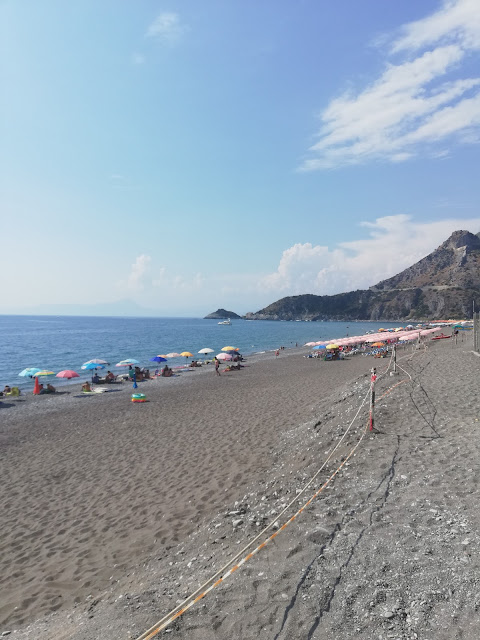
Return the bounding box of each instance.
[371,342,385,347]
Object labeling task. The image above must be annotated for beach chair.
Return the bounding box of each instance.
[7,387,21,396]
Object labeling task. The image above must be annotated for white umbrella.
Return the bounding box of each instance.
[198,348,214,355]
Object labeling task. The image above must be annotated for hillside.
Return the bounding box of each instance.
[246,230,480,321]
[204,308,242,320]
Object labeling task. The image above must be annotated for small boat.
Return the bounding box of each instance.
[431,333,451,340]
[218,318,231,325]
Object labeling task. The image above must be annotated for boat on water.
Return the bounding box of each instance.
[218,318,231,325]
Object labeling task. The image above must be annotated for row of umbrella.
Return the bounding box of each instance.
[17,347,242,384]
[305,327,441,351]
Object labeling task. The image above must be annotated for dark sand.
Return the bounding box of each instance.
[2,334,479,639]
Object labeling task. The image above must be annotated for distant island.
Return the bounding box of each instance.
[245,230,480,322]
[204,308,242,320]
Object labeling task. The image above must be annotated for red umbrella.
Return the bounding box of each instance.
[56,370,80,379]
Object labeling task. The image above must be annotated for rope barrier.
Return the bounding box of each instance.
[134,348,412,640]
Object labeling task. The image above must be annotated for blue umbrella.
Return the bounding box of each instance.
[150,356,167,363]
[312,345,326,350]
[19,367,42,377]
[81,362,105,382]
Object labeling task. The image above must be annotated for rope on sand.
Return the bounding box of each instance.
[134,349,414,640]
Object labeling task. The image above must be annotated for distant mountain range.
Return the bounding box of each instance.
[2,300,157,317]
[245,230,480,321]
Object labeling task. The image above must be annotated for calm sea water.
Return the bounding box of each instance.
[0,315,404,390]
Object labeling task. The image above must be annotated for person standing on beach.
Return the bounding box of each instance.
[215,357,220,376]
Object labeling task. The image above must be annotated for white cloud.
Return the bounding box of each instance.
[392,0,480,53]
[145,12,187,43]
[301,0,480,170]
[260,215,480,296]
[121,254,152,290]
[111,218,480,313]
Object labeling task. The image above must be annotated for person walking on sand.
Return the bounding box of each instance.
[215,357,220,376]
[275,350,279,357]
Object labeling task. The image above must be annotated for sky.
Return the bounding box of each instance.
[1,0,480,316]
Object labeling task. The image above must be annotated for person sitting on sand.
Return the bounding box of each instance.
[46,383,56,393]
[82,381,91,392]
[3,385,11,395]
[162,365,173,377]
[92,373,100,384]
[105,370,115,383]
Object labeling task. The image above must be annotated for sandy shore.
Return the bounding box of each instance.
[1,334,479,639]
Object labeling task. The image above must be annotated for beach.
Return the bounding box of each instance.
[2,334,479,639]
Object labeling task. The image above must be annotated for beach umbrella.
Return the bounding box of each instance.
[56,370,80,379]
[58,370,80,380]
[32,370,55,393]
[150,356,167,363]
[198,348,214,355]
[371,342,385,347]
[312,345,326,350]
[221,346,237,351]
[118,359,139,365]
[115,362,131,367]
[157,354,168,358]
[83,359,109,365]
[326,344,339,350]
[18,367,42,377]
[216,352,232,361]
[165,352,181,358]
[82,362,105,381]
[180,351,193,362]
[304,342,316,347]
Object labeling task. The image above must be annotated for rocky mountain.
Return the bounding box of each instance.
[204,308,242,320]
[246,230,480,321]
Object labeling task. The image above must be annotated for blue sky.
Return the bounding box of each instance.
[1,0,480,316]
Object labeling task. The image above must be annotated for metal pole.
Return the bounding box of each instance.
[369,367,377,431]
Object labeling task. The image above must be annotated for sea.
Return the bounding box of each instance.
[0,315,405,391]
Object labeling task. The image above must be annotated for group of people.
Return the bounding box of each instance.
[1,385,21,396]
[38,383,56,394]
[214,354,244,375]
[92,370,116,384]
[128,366,151,382]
